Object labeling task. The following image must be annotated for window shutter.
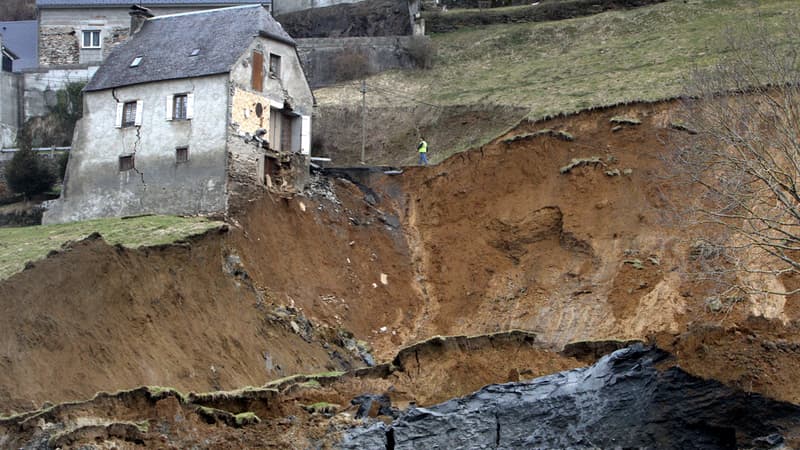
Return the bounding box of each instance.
[186,93,194,119]
[165,95,173,121]
[301,115,311,155]
[134,100,143,126]
[252,51,264,91]
[115,102,123,128]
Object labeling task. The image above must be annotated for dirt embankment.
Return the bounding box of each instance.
[4,99,800,433]
[0,175,425,415]
[375,102,689,346]
[0,229,359,414]
[0,330,585,449]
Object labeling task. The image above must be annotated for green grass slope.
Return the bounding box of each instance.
[317,0,799,119]
[0,216,223,280]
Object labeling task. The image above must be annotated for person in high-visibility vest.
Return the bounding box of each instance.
[417,138,428,166]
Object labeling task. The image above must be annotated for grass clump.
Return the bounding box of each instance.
[668,121,698,135]
[623,259,645,270]
[0,215,224,280]
[146,386,187,403]
[234,412,261,427]
[610,116,642,126]
[300,380,322,389]
[559,156,603,174]
[504,129,574,144]
[265,371,346,389]
[303,402,340,415]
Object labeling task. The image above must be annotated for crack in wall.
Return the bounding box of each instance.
[111,88,147,192]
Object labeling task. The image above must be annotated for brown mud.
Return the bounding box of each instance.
[3,99,800,446]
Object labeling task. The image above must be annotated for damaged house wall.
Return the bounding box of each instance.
[43,75,229,224]
[226,35,314,208]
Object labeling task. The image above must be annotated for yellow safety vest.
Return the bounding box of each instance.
[418,140,428,153]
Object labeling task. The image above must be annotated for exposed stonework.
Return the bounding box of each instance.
[39,26,80,66]
[226,133,310,214]
[102,27,129,59]
[230,86,272,135]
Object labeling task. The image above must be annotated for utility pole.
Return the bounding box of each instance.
[360,80,367,165]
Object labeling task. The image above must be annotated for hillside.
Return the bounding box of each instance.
[4,100,800,447]
[3,0,800,447]
[313,0,800,164]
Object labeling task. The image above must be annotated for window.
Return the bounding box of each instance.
[116,100,142,128]
[119,154,134,171]
[176,147,189,163]
[130,56,142,67]
[189,48,200,57]
[122,101,137,127]
[269,53,281,78]
[82,30,101,49]
[252,51,263,91]
[166,93,193,121]
[173,94,188,120]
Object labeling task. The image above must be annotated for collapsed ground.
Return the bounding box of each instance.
[3,99,800,446]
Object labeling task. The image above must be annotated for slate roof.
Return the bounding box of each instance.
[0,21,38,72]
[37,0,267,8]
[85,5,293,91]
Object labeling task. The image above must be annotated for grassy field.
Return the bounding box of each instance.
[0,215,223,280]
[316,0,799,120]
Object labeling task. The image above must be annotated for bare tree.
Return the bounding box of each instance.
[670,21,800,299]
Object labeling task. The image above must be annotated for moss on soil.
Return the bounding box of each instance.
[0,215,224,280]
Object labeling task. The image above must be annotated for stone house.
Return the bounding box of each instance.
[43,5,314,224]
[36,0,269,67]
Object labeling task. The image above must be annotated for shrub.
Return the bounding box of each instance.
[406,36,437,70]
[5,145,56,198]
[333,47,370,82]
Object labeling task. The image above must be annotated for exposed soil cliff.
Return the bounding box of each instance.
[3,100,800,447]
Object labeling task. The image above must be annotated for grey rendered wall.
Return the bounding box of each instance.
[22,66,97,119]
[0,71,20,148]
[43,74,229,224]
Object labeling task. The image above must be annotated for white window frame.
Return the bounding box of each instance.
[166,93,194,121]
[82,30,101,49]
[116,100,143,128]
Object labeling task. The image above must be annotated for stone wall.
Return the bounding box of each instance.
[296,36,418,88]
[39,26,80,66]
[275,0,417,38]
[272,0,368,15]
[425,0,667,33]
[22,67,97,120]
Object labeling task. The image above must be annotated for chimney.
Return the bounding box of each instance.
[129,5,154,36]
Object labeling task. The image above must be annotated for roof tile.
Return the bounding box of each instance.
[85,5,292,91]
